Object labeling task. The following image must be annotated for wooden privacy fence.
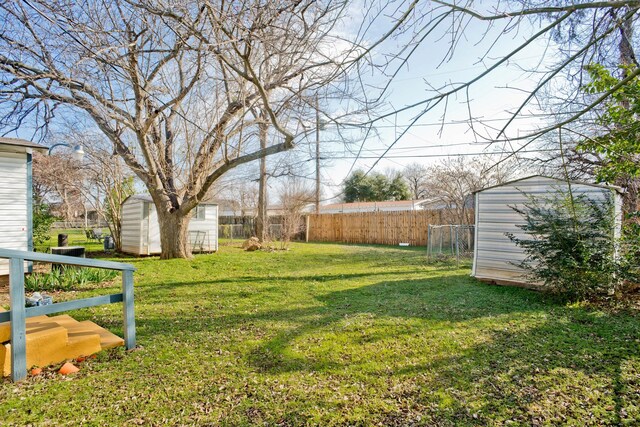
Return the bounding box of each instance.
[307,210,450,246]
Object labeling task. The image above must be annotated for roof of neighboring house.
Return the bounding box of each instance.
[0,137,49,154]
[218,203,315,217]
[124,194,218,205]
[474,175,624,194]
[320,200,428,212]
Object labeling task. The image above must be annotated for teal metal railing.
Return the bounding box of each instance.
[0,248,136,382]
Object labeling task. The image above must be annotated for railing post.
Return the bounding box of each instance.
[9,257,27,382]
[122,269,136,350]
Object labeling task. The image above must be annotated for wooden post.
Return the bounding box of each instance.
[9,257,27,382]
[122,269,136,350]
[305,215,310,242]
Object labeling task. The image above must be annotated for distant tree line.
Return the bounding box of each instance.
[343,170,410,203]
[341,157,515,223]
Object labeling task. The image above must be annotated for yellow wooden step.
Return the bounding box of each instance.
[1,343,8,377]
[0,314,122,376]
[0,315,52,343]
[47,315,123,350]
[77,321,124,350]
[1,322,69,377]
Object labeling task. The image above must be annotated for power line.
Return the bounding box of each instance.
[321,148,558,159]
[334,112,584,129]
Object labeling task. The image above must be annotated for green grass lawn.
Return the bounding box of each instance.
[2,242,639,426]
[36,227,107,253]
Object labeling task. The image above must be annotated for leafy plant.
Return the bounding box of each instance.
[343,170,410,202]
[25,267,119,292]
[579,64,640,184]
[506,189,626,301]
[32,200,57,247]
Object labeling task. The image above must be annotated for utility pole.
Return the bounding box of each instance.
[256,110,268,242]
[315,94,321,214]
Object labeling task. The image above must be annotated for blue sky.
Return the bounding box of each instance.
[309,10,558,199]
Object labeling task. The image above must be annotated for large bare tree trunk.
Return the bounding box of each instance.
[157,210,192,260]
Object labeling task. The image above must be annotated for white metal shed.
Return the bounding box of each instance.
[0,138,48,275]
[472,175,623,287]
[120,195,219,255]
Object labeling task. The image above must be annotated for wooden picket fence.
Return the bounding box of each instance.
[306,210,449,246]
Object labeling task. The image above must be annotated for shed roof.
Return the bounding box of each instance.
[321,200,427,211]
[473,175,624,194]
[0,137,48,154]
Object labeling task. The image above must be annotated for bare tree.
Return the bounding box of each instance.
[81,142,136,251]
[276,177,314,249]
[0,0,369,258]
[350,1,640,177]
[402,163,429,200]
[425,157,516,224]
[32,152,86,225]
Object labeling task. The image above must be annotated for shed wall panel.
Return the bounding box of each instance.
[121,199,144,255]
[472,176,621,287]
[120,197,219,255]
[188,205,219,251]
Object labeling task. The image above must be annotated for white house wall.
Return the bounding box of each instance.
[473,176,621,286]
[0,152,28,275]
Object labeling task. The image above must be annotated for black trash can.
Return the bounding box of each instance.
[103,235,115,251]
[57,234,68,247]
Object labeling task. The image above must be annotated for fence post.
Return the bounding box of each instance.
[427,225,431,260]
[122,269,136,350]
[455,226,460,267]
[305,215,310,242]
[9,257,27,382]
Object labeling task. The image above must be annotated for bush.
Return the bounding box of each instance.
[506,190,627,301]
[32,201,57,247]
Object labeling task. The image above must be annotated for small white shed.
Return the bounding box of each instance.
[472,175,623,287]
[0,138,49,275]
[120,195,218,256]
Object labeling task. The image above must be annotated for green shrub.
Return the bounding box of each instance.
[506,190,627,301]
[32,201,57,247]
[220,225,231,239]
[25,267,119,292]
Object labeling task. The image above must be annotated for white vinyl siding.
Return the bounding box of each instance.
[188,204,219,252]
[0,152,28,275]
[472,176,622,287]
[120,199,144,254]
[120,196,218,255]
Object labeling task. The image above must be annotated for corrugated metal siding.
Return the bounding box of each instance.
[188,205,219,251]
[121,199,143,255]
[147,204,161,254]
[0,152,28,274]
[473,176,621,285]
[121,199,219,255]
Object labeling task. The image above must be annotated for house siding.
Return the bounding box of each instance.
[0,152,28,275]
[472,176,622,286]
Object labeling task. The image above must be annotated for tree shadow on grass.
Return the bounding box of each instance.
[393,311,640,425]
[228,277,638,424]
[128,273,640,424]
[137,268,439,296]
